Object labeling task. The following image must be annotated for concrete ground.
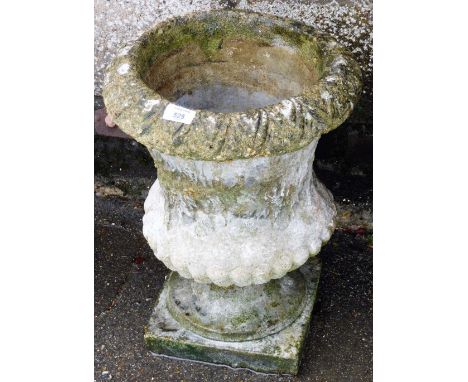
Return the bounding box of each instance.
[94,135,373,381]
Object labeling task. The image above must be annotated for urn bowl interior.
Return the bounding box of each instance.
[135,14,324,113]
[104,10,362,160]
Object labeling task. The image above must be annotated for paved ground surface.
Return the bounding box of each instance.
[94,135,372,381]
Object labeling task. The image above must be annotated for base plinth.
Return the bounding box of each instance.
[144,258,321,375]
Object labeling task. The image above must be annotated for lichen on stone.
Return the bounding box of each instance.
[103,9,362,161]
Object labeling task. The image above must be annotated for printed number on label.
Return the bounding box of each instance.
[162,104,196,124]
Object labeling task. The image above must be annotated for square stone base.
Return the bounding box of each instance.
[144,258,321,375]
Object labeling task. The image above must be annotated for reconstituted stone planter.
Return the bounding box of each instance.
[103,9,361,375]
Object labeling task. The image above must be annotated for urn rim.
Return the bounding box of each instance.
[103,9,362,161]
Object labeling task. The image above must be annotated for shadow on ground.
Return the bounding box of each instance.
[94,193,372,381]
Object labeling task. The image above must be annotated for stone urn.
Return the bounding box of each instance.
[103,10,361,375]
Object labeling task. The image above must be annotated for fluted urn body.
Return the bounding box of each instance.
[143,140,334,287]
[103,9,361,372]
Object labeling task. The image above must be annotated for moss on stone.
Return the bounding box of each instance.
[144,259,321,375]
[156,164,298,217]
[103,9,362,161]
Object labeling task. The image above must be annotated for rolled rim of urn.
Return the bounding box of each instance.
[102,9,362,162]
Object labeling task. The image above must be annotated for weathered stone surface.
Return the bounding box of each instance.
[166,268,307,341]
[145,258,321,375]
[103,9,361,287]
[142,140,335,286]
[103,10,362,161]
[93,134,373,231]
[102,9,362,374]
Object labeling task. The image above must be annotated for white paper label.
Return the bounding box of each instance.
[162,103,196,124]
